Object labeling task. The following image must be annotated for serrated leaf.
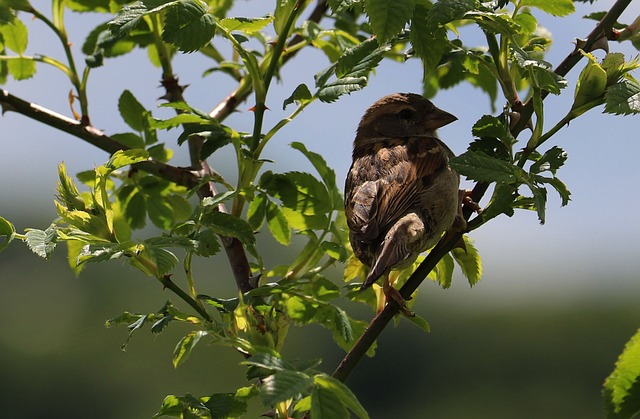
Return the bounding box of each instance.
[605,79,640,115]
[290,141,338,196]
[0,17,28,53]
[364,0,414,42]
[200,211,256,245]
[530,146,567,175]
[107,149,150,170]
[108,2,150,37]
[410,5,447,73]
[219,16,273,34]
[434,252,454,289]
[261,370,313,406]
[162,1,216,53]
[318,76,368,102]
[204,392,248,418]
[118,90,148,132]
[7,57,35,80]
[25,225,57,259]
[471,114,516,148]
[603,328,640,419]
[449,150,521,183]
[266,200,290,245]
[0,216,15,252]
[519,0,575,16]
[312,383,349,419]
[451,236,482,286]
[247,194,268,231]
[193,229,221,257]
[153,393,210,419]
[313,374,369,419]
[173,330,207,368]
[283,83,313,110]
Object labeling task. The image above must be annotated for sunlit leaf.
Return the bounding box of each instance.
[219,16,273,34]
[106,149,150,170]
[25,225,57,259]
[0,17,28,53]
[313,374,369,419]
[519,0,575,16]
[266,200,290,245]
[603,328,640,419]
[261,370,313,406]
[605,79,640,115]
[451,236,482,286]
[173,330,208,368]
[0,216,15,252]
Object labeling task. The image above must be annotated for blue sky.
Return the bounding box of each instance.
[1,0,639,304]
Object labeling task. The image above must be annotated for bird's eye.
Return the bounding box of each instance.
[398,108,414,120]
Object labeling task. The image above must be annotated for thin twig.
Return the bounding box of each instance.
[331,0,632,383]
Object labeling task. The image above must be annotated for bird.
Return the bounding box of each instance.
[344,93,466,315]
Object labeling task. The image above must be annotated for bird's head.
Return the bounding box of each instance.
[354,93,457,148]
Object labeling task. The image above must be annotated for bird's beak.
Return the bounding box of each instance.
[423,107,457,130]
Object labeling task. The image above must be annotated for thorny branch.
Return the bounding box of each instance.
[331,0,633,384]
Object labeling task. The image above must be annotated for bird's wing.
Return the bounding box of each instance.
[346,136,450,244]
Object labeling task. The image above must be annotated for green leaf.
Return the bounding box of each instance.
[173,330,207,368]
[0,17,28,53]
[434,252,454,289]
[193,229,221,257]
[200,211,256,245]
[471,114,516,149]
[111,133,145,149]
[153,393,210,419]
[0,216,15,252]
[266,200,290,245]
[219,16,274,34]
[204,392,248,418]
[106,149,150,170]
[571,53,607,115]
[405,313,430,333]
[313,374,369,419]
[290,142,339,199]
[247,194,268,231]
[261,370,313,406]
[311,383,349,419]
[605,79,640,115]
[25,225,57,259]
[519,0,575,17]
[451,236,482,286]
[480,182,517,222]
[7,57,35,80]
[530,146,567,175]
[162,1,216,53]
[364,0,414,43]
[603,328,640,419]
[318,76,368,102]
[534,175,571,207]
[410,5,448,73]
[512,49,567,94]
[118,90,148,132]
[109,2,153,37]
[449,150,522,183]
[283,83,313,110]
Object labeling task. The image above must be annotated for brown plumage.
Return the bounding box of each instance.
[345,93,462,295]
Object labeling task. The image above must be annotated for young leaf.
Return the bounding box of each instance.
[571,53,607,116]
[7,57,35,80]
[200,211,256,245]
[451,236,482,286]
[173,330,208,368]
[283,83,313,110]
[266,200,291,245]
[0,17,28,53]
[519,0,575,17]
[405,314,431,333]
[603,328,640,419]
[204,392,248,418]
[434,252,454,289]
[290,141,338,196]
[25,225,58,259]
[219,16,274,34]
[261,370,313,406]
[106,149,150,170]
[0,216,15,252]
[153,393,210,419]
[247,193,268,231]
[311,383,349,419]
[118,90,148,132]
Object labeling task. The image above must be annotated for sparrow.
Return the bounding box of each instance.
[344,93,465,314]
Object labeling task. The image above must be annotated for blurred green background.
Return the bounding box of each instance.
[1,1,640,418]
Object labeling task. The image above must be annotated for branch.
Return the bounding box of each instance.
[0,89,200,188]
[331,0,632,384]
[208,0,328,121]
